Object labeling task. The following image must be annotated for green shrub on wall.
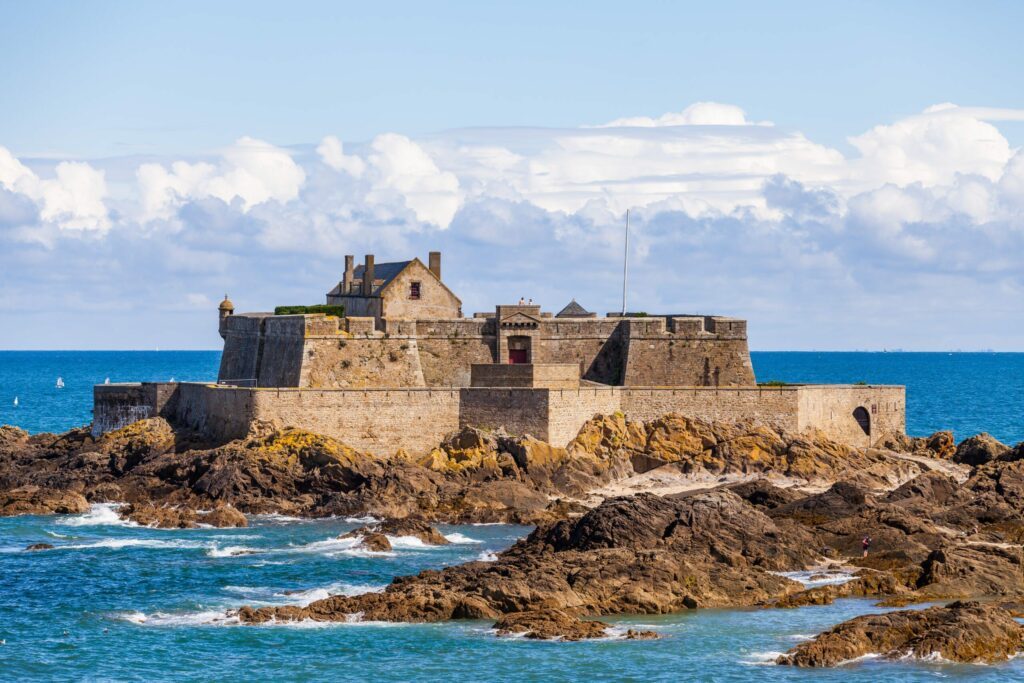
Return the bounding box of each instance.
[274,305,346,317]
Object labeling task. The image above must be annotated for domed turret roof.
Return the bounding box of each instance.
[219,295,234,311]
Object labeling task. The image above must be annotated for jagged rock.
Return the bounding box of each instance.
[25,543,54,551]
[492,609,610,640]
[199,505,248,528]
[777,601,1024,666]
[954,433,1009,466]
[346,518,450,546]
[236,491,818,625]
[921,431,956,460]
[359,533,392,552]
[120,503,198,528]
[0,486,89,516]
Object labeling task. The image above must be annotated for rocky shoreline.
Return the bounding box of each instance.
[3,414,1024,662]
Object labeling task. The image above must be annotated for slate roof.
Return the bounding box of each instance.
[327,261,412,297]
[556,299,593,318]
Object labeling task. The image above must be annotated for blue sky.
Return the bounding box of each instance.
[1,1,1023,350]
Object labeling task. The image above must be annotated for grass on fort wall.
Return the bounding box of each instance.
[274,305,346,317]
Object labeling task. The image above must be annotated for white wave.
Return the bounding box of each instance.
[45,530,70,538]
[469,522,504,526]
[206,545,260,558]
[475,551,499,562]
[122,610,242,627]
[785,633,815,642]
[773,569,856,588]
[740,651,786,666]
[224,582,385,607]
[285,536,395,558]
[344,515,381,524]
[249,513,307,523]
[444,532,482,544]
[386,535,436,549]
[62,538,205,551]
[835,653,882,666]
[57,503,135,527]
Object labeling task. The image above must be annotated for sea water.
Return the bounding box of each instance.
[2,351,1024,680]
[1,509,1022,682]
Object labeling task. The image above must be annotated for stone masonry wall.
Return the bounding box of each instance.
[620,387,801,430]
[301,337,426,388]
[797,385,906,447]
[247,388,461,457]
[380,260,462,321]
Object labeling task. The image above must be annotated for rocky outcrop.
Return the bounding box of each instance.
[954,433,1009,466]
[492,609,610,640]
[0,486,89,516]
[0,413,957,525]
[25,542,54,551]
[777,601,1024,666]
[237,491,818,625]
[118,503,248,528]
[340,518,449,547]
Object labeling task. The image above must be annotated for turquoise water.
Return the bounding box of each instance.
[3,508,1022,682]
[0,351,1021,444]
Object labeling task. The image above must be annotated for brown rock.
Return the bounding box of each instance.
[492,609,609,640]
[777,601,1024,666]
[120,503,198,528]
[954,433,1010,466]
[0,486,90,516]
[199,505,248,528]
[359,533,392,552]
[25,542,54,551]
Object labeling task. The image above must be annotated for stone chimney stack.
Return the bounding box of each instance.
[343,255,354,293]
[362,254,375,296]
[428,251,441,280]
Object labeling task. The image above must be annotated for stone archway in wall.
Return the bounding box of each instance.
[853,406,871,436]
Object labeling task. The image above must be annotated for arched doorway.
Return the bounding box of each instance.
[853,406,871,436]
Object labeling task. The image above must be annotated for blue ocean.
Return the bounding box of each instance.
[1,351,1023,681]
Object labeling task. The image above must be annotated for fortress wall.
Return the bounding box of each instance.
[414,327,496,387]
[545,388,623,446]
[796,385,906,447]
[533,328,625,384]
[301,337,426,388]
[92,384,159,436]
[619,387,801,431]
[621,318,756,386]
[173,383,254,442]
[218,315,264,385]
[255,316,306,387]
[458,389,551,441]
[249,388,462,457]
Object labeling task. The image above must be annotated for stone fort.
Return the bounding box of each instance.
[93,251,905,454]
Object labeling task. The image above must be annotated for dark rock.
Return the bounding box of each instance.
[954,433,1009,466]
[777,601,1024,666]
[25,542,54,551]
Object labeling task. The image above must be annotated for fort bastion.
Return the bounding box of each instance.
[93,251,905,455]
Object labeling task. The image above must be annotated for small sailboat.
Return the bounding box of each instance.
[104,377,110,384]
[169,377,175,383]
[56,377,65,389]
[12,397,18,407]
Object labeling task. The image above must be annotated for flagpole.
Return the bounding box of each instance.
[621,209,629,315]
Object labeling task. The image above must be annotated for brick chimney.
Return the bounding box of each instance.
[343,255,354,293]
[428,251,441,280]
[362,254,375,296]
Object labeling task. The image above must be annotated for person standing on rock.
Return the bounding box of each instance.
[862,535,872,558]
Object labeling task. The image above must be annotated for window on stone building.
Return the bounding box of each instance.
[409,281,421,300]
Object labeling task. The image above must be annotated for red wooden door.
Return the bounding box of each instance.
[508,349,528,364]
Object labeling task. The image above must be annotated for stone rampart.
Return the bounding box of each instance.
[93,382,904,455]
